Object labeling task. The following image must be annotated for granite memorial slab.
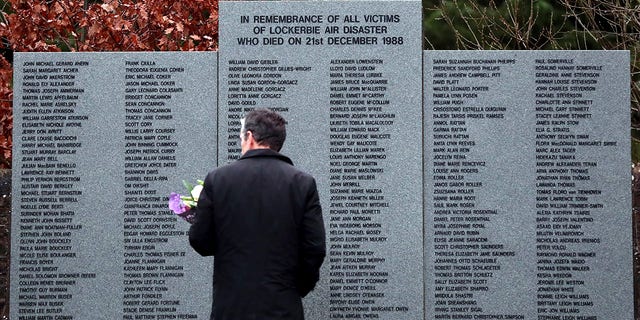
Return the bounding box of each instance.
[11,52,217,320]
[423,50,632,320]
[218,1,424,319]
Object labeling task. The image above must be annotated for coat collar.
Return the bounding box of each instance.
[239,148,293,165]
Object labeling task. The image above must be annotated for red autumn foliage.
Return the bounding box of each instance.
[0,0,219,168]
[0,56,11,169]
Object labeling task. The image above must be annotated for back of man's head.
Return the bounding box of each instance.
[242,108,287,151]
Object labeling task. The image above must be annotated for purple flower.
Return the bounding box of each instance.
[168,192,189,214]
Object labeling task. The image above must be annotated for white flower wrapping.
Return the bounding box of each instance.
[190,184,203,202]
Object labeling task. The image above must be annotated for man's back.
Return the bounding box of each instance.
[189,148,326,320]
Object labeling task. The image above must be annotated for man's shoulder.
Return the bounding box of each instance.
[240,148,294,165]
[206,150,294,174]
[206,160,245,176]
[207,149,316,179]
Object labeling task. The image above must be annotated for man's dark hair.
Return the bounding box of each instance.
[242,108,287,151]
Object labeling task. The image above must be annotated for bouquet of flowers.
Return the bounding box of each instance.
[168,180,203,224]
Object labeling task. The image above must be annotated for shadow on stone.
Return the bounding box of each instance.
[0,169,10,319]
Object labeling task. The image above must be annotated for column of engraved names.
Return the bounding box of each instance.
[534,58,608,319]
[225,59,308,161]
[429,58,521,319]
[327,58,407,318]
[17,60,90,319]
[122,60,190,319]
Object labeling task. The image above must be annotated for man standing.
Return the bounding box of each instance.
[189,108,326,320]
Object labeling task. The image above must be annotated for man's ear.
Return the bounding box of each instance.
[245,130,271,149]
[245,130,254,143]
[245,130,258,148]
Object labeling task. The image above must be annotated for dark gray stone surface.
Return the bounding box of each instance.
[11,52,216,319]
[0,170,10,196]
[423,50,632,320]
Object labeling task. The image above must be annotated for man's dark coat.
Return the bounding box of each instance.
[189,149,326,320]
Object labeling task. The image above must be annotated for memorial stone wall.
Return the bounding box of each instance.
[9,1,633,320]
[424,51,632,320]
[11,52,216,319]
[217,2,424,319]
